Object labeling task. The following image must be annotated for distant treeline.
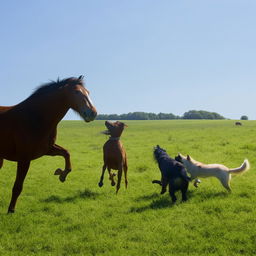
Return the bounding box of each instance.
[96,110,225,120]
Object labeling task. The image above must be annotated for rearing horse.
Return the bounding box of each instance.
[0,76,97,213]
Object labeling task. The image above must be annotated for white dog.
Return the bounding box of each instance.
[175,154,250,191]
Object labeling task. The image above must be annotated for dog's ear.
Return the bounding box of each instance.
[187,155,191,161]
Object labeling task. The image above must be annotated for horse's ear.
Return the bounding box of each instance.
[78,75,84,80]
[187,155,191,161]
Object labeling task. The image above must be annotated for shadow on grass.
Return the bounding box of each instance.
[130,197,175,213]
[135,192,160,202]
[42,188,100,204]
[196,190,229,201]
[130,191,182,213]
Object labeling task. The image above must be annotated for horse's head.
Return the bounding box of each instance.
[103,121,127,138]
[65,76,97,122]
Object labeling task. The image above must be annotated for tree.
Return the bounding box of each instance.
[182,110,225,119]
[241,115,248,120]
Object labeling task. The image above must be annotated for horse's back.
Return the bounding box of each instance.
[0,106,11,113]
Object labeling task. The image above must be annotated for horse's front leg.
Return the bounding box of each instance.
[46,144,71,183]
[8,160,30,213]
[98,164,107,187]
[0,158,3,169]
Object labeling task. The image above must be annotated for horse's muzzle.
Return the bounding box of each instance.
[84,109,97,122]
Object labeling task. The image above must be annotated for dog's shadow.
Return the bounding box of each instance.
[130,192,182,213]
[41,189,100,204]
[130,189,199,213]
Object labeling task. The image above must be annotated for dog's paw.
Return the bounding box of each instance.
[160,189,167,194]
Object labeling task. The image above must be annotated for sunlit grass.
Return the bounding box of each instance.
[0,120,255,255]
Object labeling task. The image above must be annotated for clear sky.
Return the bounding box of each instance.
[0,0,255,120]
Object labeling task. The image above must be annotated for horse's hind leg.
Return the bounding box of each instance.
[116,165,123,194]
[124,164,128,189]
[108,167,116,186]
[46,144,71,182]
[98,164,107,187]
[0,158,3,169]
[8,161,30,213]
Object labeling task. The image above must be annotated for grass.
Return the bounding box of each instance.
[0,120,256,255]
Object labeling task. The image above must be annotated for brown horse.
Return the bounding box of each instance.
[0,76,97,213]
[98,121,128,194]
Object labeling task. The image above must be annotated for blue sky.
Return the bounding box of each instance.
[0,0,255,120]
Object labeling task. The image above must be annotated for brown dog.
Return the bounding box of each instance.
[98,121,128,193]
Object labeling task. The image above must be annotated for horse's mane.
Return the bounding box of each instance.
[29,77,83,98]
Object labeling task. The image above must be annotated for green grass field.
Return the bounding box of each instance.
[0,120,256,256]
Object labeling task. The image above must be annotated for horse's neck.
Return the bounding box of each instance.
[19,93,69,128]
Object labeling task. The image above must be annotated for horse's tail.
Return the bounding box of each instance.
[228,159,250,175]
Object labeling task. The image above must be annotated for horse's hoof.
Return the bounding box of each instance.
[98,182,103,187]
[7,209,15,214]
[54,168,62,175]
[111,181,116,186]
[59,175,66,183]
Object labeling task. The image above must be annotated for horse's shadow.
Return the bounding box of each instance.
[41,189,100,204]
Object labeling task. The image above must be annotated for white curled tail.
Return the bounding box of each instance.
[228,159,250,174]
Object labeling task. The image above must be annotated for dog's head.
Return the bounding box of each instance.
[153,145,167,161]
[175,154,183,163]
[175,153,191,163]
[102,121,127,138]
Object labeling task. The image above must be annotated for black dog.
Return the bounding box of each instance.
[153,145,191,202]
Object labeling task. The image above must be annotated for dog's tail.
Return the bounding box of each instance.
[228,159,250,175]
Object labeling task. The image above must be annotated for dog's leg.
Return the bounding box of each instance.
[108,167,115,186]
[169,182,177,203]
[220,174,231,191]
[181,181,189,202]
[116,165,123,194]
[98,164,107,187]
[161,178,168,194]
